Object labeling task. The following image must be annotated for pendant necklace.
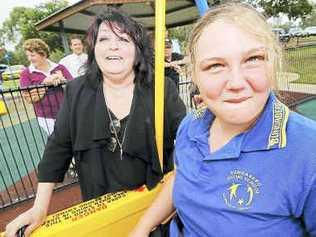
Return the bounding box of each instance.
[104,89,127,160]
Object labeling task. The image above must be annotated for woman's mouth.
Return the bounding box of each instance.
[106,56,122,60]
[224,97,250,103]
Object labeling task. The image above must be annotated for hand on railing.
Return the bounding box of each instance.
[43,70,67,87]
[22,88,47,103]
[4,206,47,237]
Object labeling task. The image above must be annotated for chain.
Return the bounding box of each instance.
[104,88,127,160]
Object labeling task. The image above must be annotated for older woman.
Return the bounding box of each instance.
[20,38,73,135]
[5,8,186,237]
[131,3,316,237]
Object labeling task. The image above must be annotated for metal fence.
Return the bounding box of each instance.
[0,86,77,209]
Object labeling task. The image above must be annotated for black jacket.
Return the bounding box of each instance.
[37,75,186,200]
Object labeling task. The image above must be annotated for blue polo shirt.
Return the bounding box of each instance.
[170,93,316,237]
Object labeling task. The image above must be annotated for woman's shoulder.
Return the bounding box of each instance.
[287,111,316,145]
[176,109,203,135]
[67,74,87,87]
[65,75,93,95]
[288,111,316,132]
[20,66,30,76]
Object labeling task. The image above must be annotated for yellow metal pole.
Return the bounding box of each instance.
[155,0,166,173]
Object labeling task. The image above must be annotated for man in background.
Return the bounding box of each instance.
[59,35,87,78]
[164,38,184,90]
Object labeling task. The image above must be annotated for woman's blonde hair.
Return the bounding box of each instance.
[187,2,283,89]
[23,38,50,58]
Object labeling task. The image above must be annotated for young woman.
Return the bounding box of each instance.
[131,3,316,237]
[5,9,185,237]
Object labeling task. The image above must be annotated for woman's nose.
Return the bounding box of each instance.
[109,39,119,50]
[226,67,247,91]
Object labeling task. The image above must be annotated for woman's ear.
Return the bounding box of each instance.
[193,94,203,107]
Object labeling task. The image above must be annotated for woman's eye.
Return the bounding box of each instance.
[98,37,109,42]
[246,55,265,64]
[118,37,130,42]
[204,63,224,72]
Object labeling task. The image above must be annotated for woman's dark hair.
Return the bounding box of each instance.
[85,7,153,88]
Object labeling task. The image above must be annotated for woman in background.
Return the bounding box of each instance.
[20,38,73,135]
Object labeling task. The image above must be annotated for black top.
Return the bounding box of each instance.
[37,74,186,201]
[165,52,184,89]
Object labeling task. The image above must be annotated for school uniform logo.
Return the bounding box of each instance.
[223,170,261,210]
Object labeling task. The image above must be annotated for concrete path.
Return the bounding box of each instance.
[278,72,316,94]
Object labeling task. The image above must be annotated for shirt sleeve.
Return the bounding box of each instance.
[37,83,73,182]
[303,179,316,235]
[59,57,66,65]
[172,53,184,61]
[165,77,186,140]
[19,68,31,88]
[59,64,73,81]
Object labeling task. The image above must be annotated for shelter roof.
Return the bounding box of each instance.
[35,0,215,33]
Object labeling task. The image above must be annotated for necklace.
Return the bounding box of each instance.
[104,91,127,160]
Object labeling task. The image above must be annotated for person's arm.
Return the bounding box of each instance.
[129,174,175,237]
[37,82,74,183]
[59,64,73,81]
[165,78,186,139]
[42,65,73,87]
[5,182,55,237]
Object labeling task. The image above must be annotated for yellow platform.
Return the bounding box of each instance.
[1,177,168,237]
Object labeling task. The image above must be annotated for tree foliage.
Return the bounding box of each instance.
[302,6,316,27]
[0,0,68,64]
[255,0,313,20]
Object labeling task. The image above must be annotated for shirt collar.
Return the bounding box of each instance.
[187,92,289,160]
[29,60,59,75]
[243,92,289,152]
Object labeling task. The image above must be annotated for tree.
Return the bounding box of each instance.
[302,5,316,27]
[168,25,193,53]
[253,0,313,20]
[0,0,68,64]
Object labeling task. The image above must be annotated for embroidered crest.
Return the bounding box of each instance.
[223,170,261,210]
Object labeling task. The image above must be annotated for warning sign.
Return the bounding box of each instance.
[43,191,127,227]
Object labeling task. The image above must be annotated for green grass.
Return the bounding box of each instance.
[284,45,316,84]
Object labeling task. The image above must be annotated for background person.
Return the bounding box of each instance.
[164,38,184,90]
[59,35,87,78]
[130,3,316,237]
[5,8,185,237]
[20,38,73,135]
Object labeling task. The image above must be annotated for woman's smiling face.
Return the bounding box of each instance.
[194,21,272,127]
[95,22,136,81]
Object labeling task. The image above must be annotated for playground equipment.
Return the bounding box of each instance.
[0,100,7,115]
